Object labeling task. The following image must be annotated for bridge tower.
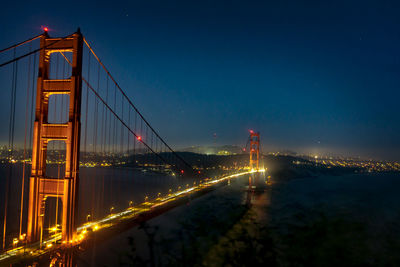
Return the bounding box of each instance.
[249,131,260,170]
[27,30,83,243]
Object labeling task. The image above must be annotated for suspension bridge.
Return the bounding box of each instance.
[0,28,266,266]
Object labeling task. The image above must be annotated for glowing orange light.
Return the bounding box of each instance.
[43,27,49,32]
[137,136,142,141]
[198,171,201,174]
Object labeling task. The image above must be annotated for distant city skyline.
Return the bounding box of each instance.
[1,142,396,163]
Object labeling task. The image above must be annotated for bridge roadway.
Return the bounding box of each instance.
[0,169,265,265]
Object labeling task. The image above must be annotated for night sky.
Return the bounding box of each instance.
[0,0,399,161]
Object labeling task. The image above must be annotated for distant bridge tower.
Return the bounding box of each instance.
[249,130,260,170]
[27,30,83,243]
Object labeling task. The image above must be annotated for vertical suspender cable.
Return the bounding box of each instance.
[3,48,18,250]
[92,63,100,215]
[84,52,90,163]
[122,97,125,154]
[19,43,33,238]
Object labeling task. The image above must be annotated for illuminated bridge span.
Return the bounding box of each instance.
[0,29,266,265]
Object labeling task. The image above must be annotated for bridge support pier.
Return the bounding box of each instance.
[27,30,83,244]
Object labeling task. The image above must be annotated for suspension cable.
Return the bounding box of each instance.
[0,33,74,68]
[83,37,192,170]
[82,78,176,168]
[0,34,42,54]
[19,42,33,238]
[3,48,18,250]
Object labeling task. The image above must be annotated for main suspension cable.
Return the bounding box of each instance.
[0,33,74,68]
[82,78,175,168]
[0,34,42,54]
[83,37,193,170]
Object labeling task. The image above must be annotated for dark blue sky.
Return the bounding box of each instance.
[1,0,399,160]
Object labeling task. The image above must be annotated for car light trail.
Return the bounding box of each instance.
[0,169,266,264]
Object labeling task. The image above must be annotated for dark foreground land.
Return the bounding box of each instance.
[77,156,400,267]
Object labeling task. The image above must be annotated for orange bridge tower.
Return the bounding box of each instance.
[249,130,260,170]
[27,30,83,243]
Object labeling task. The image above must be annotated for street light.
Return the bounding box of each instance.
[110,207,114,214]
[87,214,91,222]
[19,233,26,253]
[13,238,18,248]
[19,233,26,241]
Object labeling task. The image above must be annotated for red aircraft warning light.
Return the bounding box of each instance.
[136,136,142,141]
[180,170,184,174]
[43,27,49,32]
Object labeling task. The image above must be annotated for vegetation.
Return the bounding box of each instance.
[117,199,400,267]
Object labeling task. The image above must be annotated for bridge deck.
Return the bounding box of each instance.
[0,169,264,265]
